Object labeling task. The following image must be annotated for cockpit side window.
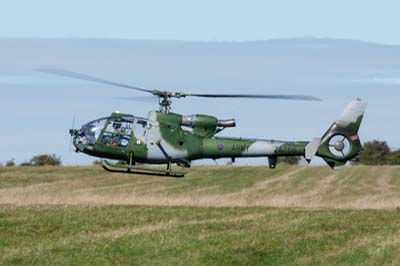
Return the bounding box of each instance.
[101,116,134,148]
[133,119,147,143]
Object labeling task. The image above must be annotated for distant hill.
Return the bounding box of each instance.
[1,37,400,75]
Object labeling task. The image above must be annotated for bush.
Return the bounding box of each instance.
[278,156,301,165]
[30,154,62,166]
[93,160,103,165]
[356,141,400,166]
[6,159,15,167]
[387,150,400,165]
[115,160,127,166]
[358,141,390,165]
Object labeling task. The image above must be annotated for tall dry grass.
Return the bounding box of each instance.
[1,165,400,210]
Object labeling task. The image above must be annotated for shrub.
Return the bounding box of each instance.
[5,159,15,167]
[278,156,301,165]
[387,150,400,165]
[93,160,103,165]
[359,141,390,165]
[30,154,62,166]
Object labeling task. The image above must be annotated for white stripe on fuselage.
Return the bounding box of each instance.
[243,140,285,157]
[146,111,188,163]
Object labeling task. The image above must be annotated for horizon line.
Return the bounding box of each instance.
[0,36,397,47]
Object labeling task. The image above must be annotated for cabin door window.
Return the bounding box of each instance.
[133,119,147,144]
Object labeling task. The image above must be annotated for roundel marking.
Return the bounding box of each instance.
[217,144,224,151]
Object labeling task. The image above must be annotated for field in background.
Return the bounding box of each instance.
[1,165,400,265]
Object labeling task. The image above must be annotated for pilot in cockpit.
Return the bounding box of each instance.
[112,122,122,132]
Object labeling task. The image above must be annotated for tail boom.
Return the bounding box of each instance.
[201,138,307,159]
[200,99,367,170]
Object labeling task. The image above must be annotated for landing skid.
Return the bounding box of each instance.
[101,160,187,178]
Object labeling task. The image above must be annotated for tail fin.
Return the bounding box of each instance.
[316,99,367,169]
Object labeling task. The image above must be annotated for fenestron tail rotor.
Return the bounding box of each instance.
[37,69,322,113]
[328,134,351,158]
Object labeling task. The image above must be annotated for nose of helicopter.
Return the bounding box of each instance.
[69,128,87,152]
[69,129,79,136]
[69,118,105,152]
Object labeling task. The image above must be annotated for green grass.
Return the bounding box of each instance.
[1,206,400,266]
[1,165,400,265]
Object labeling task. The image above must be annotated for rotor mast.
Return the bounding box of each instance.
[159,95,172,113]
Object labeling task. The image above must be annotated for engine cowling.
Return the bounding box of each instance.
[181,115,236,129]
[181,115,236,137]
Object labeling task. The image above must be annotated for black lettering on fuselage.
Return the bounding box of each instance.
[232,144,250,152]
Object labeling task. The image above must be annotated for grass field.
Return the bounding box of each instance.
[1,165,400,265]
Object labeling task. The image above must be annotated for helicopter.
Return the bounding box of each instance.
[39,69,367,177]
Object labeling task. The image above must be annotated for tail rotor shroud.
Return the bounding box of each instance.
[315,99,367,169]
[328,134,351,158]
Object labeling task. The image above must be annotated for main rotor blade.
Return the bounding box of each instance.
[184,93,321,101]
[36,69,321,102]
[36,68,155,94]
[115,96,159,103]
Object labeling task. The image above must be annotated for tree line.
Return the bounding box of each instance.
[355,140,400,165]
[1,154,61,167]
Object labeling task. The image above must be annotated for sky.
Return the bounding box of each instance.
[0,0,400,44]
[0,1,399,166]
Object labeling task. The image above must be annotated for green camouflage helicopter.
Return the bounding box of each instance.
[40,69,367,177]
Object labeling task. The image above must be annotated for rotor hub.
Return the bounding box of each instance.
[333,140,345,152]
[159,96,173,113]
[328,134,351,158]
